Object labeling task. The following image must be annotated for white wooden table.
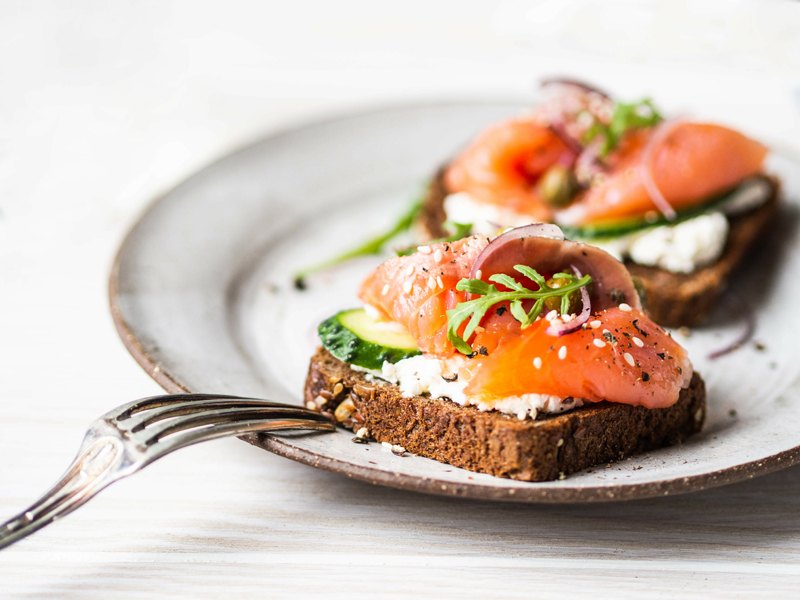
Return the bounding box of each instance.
[1,2,798,597]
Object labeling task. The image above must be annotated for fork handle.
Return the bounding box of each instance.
[0,436,127,550]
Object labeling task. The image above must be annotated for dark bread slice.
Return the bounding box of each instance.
[305,347,706,482]
[418,169,780,328]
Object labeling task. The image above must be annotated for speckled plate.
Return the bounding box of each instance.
[110,101,800,502]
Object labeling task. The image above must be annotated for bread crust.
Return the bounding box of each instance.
[418,170,779,328]
[305,347,706,482]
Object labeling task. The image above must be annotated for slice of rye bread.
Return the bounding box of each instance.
[305,347,706,482]
[418,169,780,328]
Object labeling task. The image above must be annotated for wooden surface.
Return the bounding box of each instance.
[1,1,799,597]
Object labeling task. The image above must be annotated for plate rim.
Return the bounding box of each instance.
[108,99,800,503]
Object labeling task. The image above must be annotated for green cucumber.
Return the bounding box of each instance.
[318,308,421,370]
[560,178,762,240]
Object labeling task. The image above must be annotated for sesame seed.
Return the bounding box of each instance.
[436,275,444,288]
[475,269,482,279]
[533,356,542,369]
[590,320,602,329]
[433,249,443,263]
[624,352,635,367]
[562,313,574,323]
[558,346,567,360]
[602,328,610,335]
[619,303,632,312]
[545,310,558,322]
[593,338,606,348]
[404,265,414,277]
[427,276,437,290]
[632,336,644,348]
[381,442,393,450]
[381,283,390,296]
[402,280,413,294]
[355,427,369,439]
[417,245,432,254]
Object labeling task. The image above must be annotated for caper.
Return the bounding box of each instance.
[536,164,579,207]
[543,276,581,315]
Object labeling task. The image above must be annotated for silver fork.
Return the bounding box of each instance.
[0,393,334,550]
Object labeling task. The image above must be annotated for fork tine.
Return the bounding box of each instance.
[140,406,331,446]
[108,393,263,421]
[142,417,334,463]
[121,398,317,432]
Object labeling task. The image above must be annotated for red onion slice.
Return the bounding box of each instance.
[707,297,755,360]
[473,223,565,255]
[539,77,611,100]
[640,120,681,220]
[574,139,608,185]
[547,121,584,157]
[545,266,592,337]
[470,225,641,312]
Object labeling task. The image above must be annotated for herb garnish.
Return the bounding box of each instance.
[583,98,663,157]
[446,265,592,355]
[293,197,423,288]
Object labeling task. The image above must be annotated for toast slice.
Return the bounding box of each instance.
[305,347,706,482]
[418,169,780,328]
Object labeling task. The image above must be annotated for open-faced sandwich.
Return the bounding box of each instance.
[419,80,779,327]
[305,225,706,481]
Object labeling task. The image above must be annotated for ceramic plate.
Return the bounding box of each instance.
[110,101,800,502]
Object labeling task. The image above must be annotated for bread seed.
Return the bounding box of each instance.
[334,398,356,422]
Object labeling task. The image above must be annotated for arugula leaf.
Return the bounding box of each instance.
[446,266,592,354]
[583,97,663,157]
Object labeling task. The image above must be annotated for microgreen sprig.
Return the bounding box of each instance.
[293,197,422,289]
[446,265,592,355]
[583,97,663,157]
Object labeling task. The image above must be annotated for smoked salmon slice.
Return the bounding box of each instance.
[358,236,490,355]
[463,307,692,409]
[358,229,693,409]
[443,84,768,226]
[444,118,574,220]
[557,122,768,225]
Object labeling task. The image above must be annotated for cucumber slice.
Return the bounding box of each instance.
[318,308,421,370]
[560,178,765,240]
